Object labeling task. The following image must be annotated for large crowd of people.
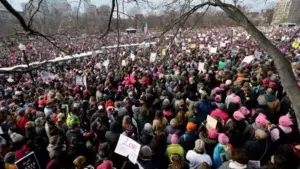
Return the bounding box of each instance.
[0,26,300,169]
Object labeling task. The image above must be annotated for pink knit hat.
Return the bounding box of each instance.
[215,87,221,93]
[239,106,250,116]
[208,129,219,139]
[163,110,173,117]
[233,111,245,121]
[232,96,241,104]
[215,95,221,102]
[171,134,179,144]
[218,133,229,144]
[255,114,269,127]
[279,116,293,127]
[97,160,113,169]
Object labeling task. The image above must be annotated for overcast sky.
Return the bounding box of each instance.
[8,0,277,13]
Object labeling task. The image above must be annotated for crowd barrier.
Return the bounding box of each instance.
[0,42,156,72]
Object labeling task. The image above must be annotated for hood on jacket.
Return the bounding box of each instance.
[264,94,277,102]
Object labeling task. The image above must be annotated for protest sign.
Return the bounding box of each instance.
[94,62,101,69]
[103,59,109,68]
[190,44,196,49]
[83,76,87,88]
[150,53,157,62]
[76,75,84,86]
[130,53,135,61]
[162,49,167,56]
[242,55,255,64]
[206,115,217,129]
[198,62,205,72]
[254,50,261,60]
[115,134,141,164]
[292,41,299,49]
[40,71,57,83]
[122,60,127,66]
[209,47,217,54]
[15,152,40,169]
[220,42,226,48]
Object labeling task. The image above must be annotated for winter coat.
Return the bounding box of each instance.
[139,131,153,146]
[199,131,218,158]
[186,150,212,169]
[243,139,271,166]
[226,119,249,148]
[66,128,84,144]
[264,94,280,115]
[195,100,213,124]
[136,157,156,169]
[213,143,233,169]
[179,131,197,152]
[105,122,121,149]
[35,148,50,169]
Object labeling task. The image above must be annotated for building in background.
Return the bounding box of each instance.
[84,0,91,13]
[272,0,300,24]
[47,0,72,15]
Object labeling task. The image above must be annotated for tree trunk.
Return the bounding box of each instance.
[214,0,300,130]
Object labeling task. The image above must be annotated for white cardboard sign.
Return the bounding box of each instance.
[114,134,141,164]
[150,53,157,62]
[198,62,205,72]
[242,55,255,64]
[209,47,217,54]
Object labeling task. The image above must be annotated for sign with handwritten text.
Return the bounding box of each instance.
[15,152,40,169]
[114,134,141,164]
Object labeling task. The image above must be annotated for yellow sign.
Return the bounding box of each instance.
[162,49,166,56]
[292,41,299,49]
[190,44,196,49]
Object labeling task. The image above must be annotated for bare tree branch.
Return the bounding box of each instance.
[0,0,67,53]
[99,0,116,40]
[27,0,43,28]
[76,0,82,34]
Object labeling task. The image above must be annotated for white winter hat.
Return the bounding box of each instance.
[10,132,24,143]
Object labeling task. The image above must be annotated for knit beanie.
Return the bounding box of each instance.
[186,122,197,132]
[97,160,113,169]
[194,139,205,152]
[171,134,179,144]
[208,129,219,139]
[10,133,24,143]
[233,111,245,121]
[218,133,229,144]
[255,114,269,127]
[279,115,293,127]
